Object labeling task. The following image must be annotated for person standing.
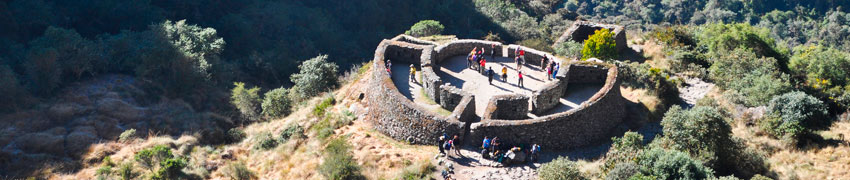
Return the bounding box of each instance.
[490,44,496,59]
[515,56,522,71]
[547,63,553,80]
[480,58,487,74]
[541,55,549,68]
[482,136,492,159]
[518,48,526,65]
[409,64,417,83]
[553,62,560,79]
[487,67,495,85]
[468,48,477,69]
[501,65,508,82]
[518,71,524,88]
[451,135,462,156]
[438,135,446,155]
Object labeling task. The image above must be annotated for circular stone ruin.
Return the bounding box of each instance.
[364,34,626,149]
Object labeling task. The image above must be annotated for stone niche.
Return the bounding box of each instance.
[483,94,530,120]
[556,21,627,52]
[439,84,468,110]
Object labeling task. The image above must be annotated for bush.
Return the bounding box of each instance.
[635,148,715,180]
[519,38,554,53]
[708,49,791,106]
[119,129,138,142]
[762,91,830,141]
[606,162,640,180]
[604,132,644,172]
[661,106,731,166]
[226,128,247,144]
[254,132,278,150]
[291,55,339,99]
[405,20,444,37]
[223,162,255,180]
[581,28,618,60]
[538,156,587,180]
[555,41,584,58]
[749,174,772,180]
[153,158,187,180]
[695,23,787,64]
[279,124,305,143]
[261,87,293,118]
[135,145,173,171]
[482,31,503,42]
[313,95,336,117]
[789,45,850,109]
[320,136,362,180]
[231,82,262,121]
[117,162,136,180]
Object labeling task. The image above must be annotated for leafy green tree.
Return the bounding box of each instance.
[152,19,225,81]
[231,82,262,121]
[789,45,850,109]
[320,136,362,180]
[262,87,293,118]
[762,91,830,142]
[662,106,731,167]
[291,55,339,99]
[581,28,618,60]
[696,23,787,64]
[539,156,587,180]
[604,132,644,172]
[405,20,444,37]
[134,145,173,172]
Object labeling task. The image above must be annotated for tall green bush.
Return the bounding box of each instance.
[261,87,293,118]
[555,41,584,58]
[231,82,262,121]
[291,55,339,99]
[708,49,791,106]
[581,28,618,60]
[789,45,850,109]
[405,20,444,37]
[635,148,715,180]
[539,156,587,180]
[762,91,830,142]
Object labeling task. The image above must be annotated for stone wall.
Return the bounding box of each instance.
[384,40,433,64]
[452,95,477,123]
[555,21,627,53]
[506,45,563,67]
[391,34,439,46]
[366,41,465,144]
[434,40,503,64]
[566,62,610,83]
[439,84,468,110]
[482,94,530,120]
[531,78,568,114]
[468,64,625,149]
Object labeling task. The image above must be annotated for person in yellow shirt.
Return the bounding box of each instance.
[501,65,508,82]
[410,64,417,83]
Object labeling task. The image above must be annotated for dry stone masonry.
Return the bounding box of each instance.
[365,33,627,149]
[555,21,628,53]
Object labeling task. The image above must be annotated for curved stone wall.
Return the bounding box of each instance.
[468,63,625,149]
[365,40,467,145]
[367,36,625,149]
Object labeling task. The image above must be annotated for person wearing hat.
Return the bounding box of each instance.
[409,64,417,83]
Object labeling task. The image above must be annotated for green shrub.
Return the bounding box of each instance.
[96,164,113,176]
[695,23,787,64]
[135,145,173,171]
[313,95,336,117]
[320,136,362,180]
[538,156,587,180]
[254,132,278,150]
[482,31,503,42]
[117,162,136,180]
[291,55,339,99]
[708,49,791,106]
[581,28,618,60]
[749,174,772,180]
[405,20,444,37]
[627,173,658,180]
[604,132,644,172]
[635,148,715,180]
[789,45,850,109]
[661,106,731,166]
[226,128,247,144]
[606,162,640,180]
[153,158,187,180]
[231,82,262,121]
[762,91,830,141]
[262,87,293,118]
[712,176,743,180]
[519,38,554,53]
[555,41,584,58]
[279,124,305,143]
[223,162,255,180]
[119,129,137,142]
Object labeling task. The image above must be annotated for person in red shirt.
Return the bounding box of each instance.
[480,58,487,74]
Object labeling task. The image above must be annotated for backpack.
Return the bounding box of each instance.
[444,140,453,149]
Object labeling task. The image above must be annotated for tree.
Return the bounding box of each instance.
[635,148,715,180]
[405,20,444,37]
[291,55,339,99]
[789,45,850,109]
[661,106,731,167]
[539,156,587,180]
[231,82,262,121]
[152,19,225,81]
[261,87,293,118]
[581,28,618,60]
[708,49,791,106]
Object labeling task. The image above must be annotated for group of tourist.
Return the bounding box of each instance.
[438,133,462,157]
[467,46,564,88]
[480,136,541,165]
